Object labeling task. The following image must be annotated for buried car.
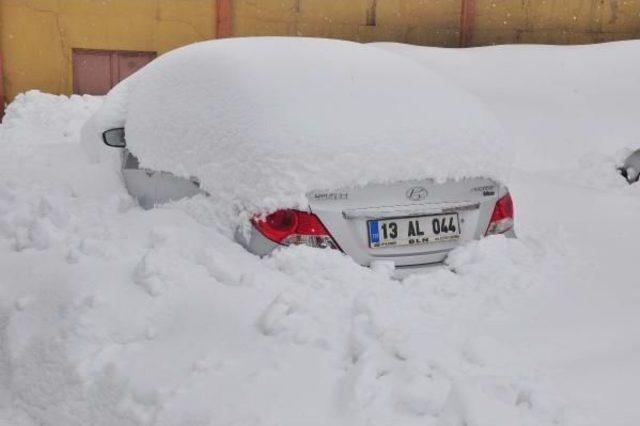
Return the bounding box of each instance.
[84,37,515,272]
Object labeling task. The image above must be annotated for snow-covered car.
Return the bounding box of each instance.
[620,149,640,183]
[85,37,515,272]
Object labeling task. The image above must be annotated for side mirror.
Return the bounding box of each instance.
[102,128,126,148]
[620,149,640,184]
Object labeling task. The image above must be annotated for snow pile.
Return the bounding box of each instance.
[374,41,640,186]
[1,90,102,146]
[2,91,563,426]
[83,37,511,213]
[2,40,640,426]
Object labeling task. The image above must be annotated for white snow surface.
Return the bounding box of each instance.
[82,37,511,213]
[2,41,640,426]
[374,41,640,180]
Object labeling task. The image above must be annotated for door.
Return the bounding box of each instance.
[72,49,156,95]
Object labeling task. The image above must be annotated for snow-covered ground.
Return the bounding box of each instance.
[1,41,639,426]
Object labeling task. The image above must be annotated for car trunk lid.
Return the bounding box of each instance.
[308,178,501,267]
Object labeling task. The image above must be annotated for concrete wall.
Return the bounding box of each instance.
[1,0,640,103]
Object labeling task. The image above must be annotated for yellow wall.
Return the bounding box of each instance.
[0,0,215,100]
[232,0,461,46]
[231,0,640,46]
[472,0,640,45]
[1,0,640,102]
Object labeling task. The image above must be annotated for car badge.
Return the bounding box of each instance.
[406,186,428,201]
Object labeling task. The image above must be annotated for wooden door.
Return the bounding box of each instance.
[72,49,156,95]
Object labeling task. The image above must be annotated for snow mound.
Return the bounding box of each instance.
[373,41,640,182]
[2,88,566,426]
[1,90,102,146]
[84,37,511,213]
[4,42,640,426]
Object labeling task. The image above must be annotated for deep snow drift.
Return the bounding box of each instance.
[83,37,511,214]
[374,41,639,182]
[1,41,640,426]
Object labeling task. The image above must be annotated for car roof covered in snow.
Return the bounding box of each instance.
[82,37,511,213]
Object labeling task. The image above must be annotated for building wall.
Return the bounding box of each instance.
[472,0,640,45]
[230,0,640,45]
[1,0,640,103]
[231,0,461,46]
[0,0,215,101]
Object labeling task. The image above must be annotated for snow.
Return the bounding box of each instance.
[4,90,101,147]
[1,40,640,426]
[82,37,511,216]
[373,41,640,183]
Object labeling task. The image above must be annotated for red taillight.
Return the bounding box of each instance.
[486,193,514,235]
[252,209,339,249]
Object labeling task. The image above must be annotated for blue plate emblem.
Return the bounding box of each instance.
[368,220,380,245]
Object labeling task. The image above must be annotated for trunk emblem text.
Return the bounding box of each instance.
[313,192,348,201]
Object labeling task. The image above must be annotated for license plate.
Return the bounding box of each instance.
[367,213,461,248]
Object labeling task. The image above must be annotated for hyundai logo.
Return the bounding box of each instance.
[406,186,428,201]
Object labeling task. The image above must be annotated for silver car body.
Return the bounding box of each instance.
[121,150,203,209]
[119,151,513,273]
[239,177,513,271]
[114,141,515,275]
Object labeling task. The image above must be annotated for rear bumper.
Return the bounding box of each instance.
[240,225,516,278]
[392,262,447,279]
